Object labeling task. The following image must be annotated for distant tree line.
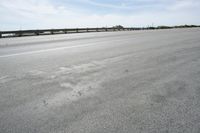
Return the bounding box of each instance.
[157,25,200,29]
[112,25,124,29]
[111,25,200,30]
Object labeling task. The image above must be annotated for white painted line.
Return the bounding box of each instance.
[0,43,97,58]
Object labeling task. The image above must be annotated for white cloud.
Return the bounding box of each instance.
[168,0,200,11]
[0,0,199,30]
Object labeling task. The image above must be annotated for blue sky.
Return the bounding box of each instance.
[0,0,200,30]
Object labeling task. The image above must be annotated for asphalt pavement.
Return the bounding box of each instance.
[0,28,200,133]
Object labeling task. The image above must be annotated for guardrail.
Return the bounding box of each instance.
[1,25,199,38]
[0,27,150,38]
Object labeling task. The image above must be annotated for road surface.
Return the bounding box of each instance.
[0,28,200,133]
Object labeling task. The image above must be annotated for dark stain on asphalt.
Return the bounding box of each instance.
[150,94,167,104]
[43,100,48,106]
[150,80,188,105]
[125,69,129,73]
[165,81,187,98]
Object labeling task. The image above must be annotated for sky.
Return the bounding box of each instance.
[0,0,200,30]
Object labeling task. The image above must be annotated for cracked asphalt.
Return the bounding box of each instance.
[0,28,200,133]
